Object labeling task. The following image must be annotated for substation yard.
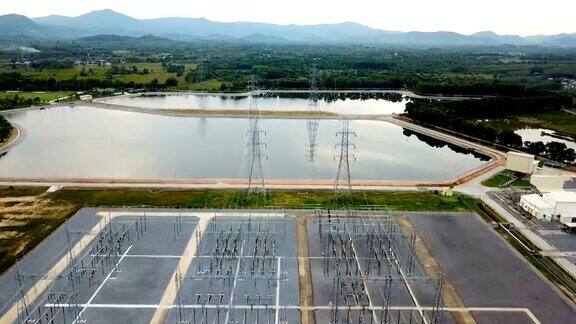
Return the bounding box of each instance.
[0,209,575,324]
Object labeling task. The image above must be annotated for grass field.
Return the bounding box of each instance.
[478,110,576,138]
[49,188,471,211]
[0,62,197,87]
[0,187,48,198]
[0,187,78,274]
[481,171,532,188]
[518,111,576,138]
[0,91,72,102]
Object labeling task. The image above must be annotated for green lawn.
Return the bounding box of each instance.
[49,189,471,211]
[0,91,72,102]
[482,171,532,188]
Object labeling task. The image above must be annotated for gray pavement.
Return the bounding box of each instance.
[408,212,576,324]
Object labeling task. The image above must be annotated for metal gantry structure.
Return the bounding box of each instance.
[317,210,445,324]
[334,119,357,193]
[245,76,267,194]
[174,215,289,324]
[13,216,147,324]
[306,62,320,162]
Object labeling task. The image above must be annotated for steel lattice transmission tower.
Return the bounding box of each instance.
[306,62,320,162]
[334,119,356,193]
[246,76,267,194]
[196,55,206,93]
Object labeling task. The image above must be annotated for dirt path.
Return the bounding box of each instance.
[296,216,316,324]
[396,215,477,324]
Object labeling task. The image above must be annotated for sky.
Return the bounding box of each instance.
[1,0,575,36]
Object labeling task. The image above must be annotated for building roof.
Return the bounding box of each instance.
[521,194,555,209]
[543,191,576,203]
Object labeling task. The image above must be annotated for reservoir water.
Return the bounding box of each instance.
[515,128,576,150]
[0,106,486,181]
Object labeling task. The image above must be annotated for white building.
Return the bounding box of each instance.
[519,191,576,228]
[506,152,537,174]
[519,194,555,220]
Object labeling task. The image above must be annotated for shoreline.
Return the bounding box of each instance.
[0,123,21,152]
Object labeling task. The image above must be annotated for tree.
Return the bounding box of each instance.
[525,141,546,156]
[0,116,12,142]
[497,130,523,148]
[545,141,574,162]
[164,77,178,87]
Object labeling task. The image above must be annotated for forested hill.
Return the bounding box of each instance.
[0,9,575,46]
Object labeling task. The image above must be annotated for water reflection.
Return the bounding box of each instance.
[515,128,576,150]
[100,93,409,115]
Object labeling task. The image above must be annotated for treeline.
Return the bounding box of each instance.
[524,141,576,163]
[405,96,572,121]
[0,116,11,142]
[412,81,557,97]
[405,96,576,163]
[29,59,75,70]
[0,95,42,111]
[5,41,576,96]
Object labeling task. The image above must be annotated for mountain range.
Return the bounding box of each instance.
[0,9,575,47]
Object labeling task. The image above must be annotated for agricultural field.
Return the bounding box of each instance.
[0,62,199,89]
